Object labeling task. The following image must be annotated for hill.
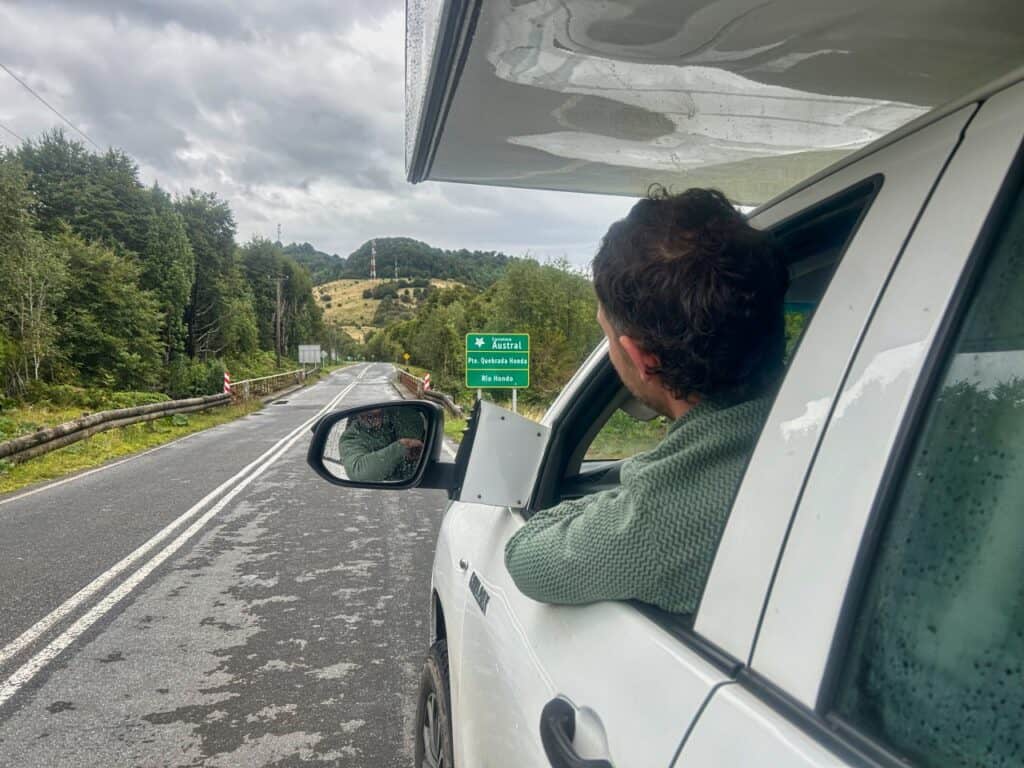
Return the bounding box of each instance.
[282,242,345,285]
[342,238,511,287]
[315,277,464,342]
[286,237,513,288]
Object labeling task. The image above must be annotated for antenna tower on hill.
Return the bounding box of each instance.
[370,239,377,279]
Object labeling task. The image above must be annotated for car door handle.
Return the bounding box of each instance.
[540,698,612,768]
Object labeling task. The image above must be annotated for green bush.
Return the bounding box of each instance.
[164,358,226,399]
[20,382,170,410]
[225,350,299,380]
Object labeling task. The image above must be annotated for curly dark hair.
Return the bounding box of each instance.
[593,186,789,404]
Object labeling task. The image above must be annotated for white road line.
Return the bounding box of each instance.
[0,368,355,509]
[0,367,367,690]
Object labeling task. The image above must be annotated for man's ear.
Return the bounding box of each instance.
[619,335,660,382]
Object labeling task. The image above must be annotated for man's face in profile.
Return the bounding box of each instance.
[598,304,645,396]
[597,303,674,418]
[358,409,384,428]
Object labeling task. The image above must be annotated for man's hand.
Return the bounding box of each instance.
[398,438,424,460]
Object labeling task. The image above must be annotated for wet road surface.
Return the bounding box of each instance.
[0,363,449,766]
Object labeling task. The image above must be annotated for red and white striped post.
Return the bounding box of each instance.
[422,372,431,391]
[223,370,232,395]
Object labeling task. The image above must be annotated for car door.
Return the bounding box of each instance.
[446,344,735,768]
[674,77,1024,767]
[445,101,980,768]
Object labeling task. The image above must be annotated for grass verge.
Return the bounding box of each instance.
[0,400,263,496]
[441,406,664,460]
[444,416,468,444]
[586,411,668,460]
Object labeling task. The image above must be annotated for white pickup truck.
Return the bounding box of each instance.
[311,2,1024,766]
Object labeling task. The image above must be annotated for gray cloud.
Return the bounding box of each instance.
[0,0,631,266]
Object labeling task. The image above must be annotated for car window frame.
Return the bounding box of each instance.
[703,104,978,666]
[748,80,1024,714]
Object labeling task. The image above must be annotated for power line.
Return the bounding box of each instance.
[0,62,101,151]
[0,120,24,144]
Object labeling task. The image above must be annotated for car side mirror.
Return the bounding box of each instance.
[307,401,450,490]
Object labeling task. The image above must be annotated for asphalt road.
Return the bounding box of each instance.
[0,363,450,767]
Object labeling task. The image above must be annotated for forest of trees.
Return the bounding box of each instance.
[287,237,513,288]
[0,129,603,411]
[0,130,331,401]
[363,258,603,405]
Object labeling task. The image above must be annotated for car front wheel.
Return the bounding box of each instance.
[414,640,454,768]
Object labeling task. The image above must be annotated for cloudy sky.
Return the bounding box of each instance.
[0,0,633,266]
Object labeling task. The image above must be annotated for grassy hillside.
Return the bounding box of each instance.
[343,238,511,288]
[287,237,513,289]
[314,278,462,342]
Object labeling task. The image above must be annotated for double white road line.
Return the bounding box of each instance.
[0,366,368,709]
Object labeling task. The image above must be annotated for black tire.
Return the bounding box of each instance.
[414,640,455,768]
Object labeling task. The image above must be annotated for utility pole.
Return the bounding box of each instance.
[394,257,398,280]
[369,239,377,280]
[274,273,287,368]
[276,223,281,244]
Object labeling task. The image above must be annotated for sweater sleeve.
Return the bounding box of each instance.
[504,480,673,606]
[342,438,407,482]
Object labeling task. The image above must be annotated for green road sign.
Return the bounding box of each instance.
[466,351,528,368]
[465,333,530,389]
[466,369,529,388]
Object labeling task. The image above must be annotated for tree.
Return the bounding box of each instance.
[176,190,248,360]
[281,257,322,356]
[141,185,195,362]
[15,129,94,239]
[55,231,163,389]
[0,234,67,389]
[239,237,281,352]
[339,237,512,288]
[17,130,150,254]
[0,159,66,391]
[320,323,361,361]
[377,258,602,402]
[486,259,600,400]
[240,237,323,362]
[217,268,260,359]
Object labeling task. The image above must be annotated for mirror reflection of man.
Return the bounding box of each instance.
[505,187,789,614]
[339,407,425,482]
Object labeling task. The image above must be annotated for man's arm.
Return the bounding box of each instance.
[340,432,407,481]
[504,485,673,606]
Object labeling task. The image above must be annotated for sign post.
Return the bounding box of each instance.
[298,344,321,368]
[465,333,530,413]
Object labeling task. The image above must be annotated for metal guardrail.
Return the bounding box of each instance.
[230,369,307,400]
[0,393,232,465]
[0,368,318,466]
[394,369,463,418]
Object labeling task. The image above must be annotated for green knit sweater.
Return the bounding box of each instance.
[504,396,772,614]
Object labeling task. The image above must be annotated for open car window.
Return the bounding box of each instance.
[584,408,669,462]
